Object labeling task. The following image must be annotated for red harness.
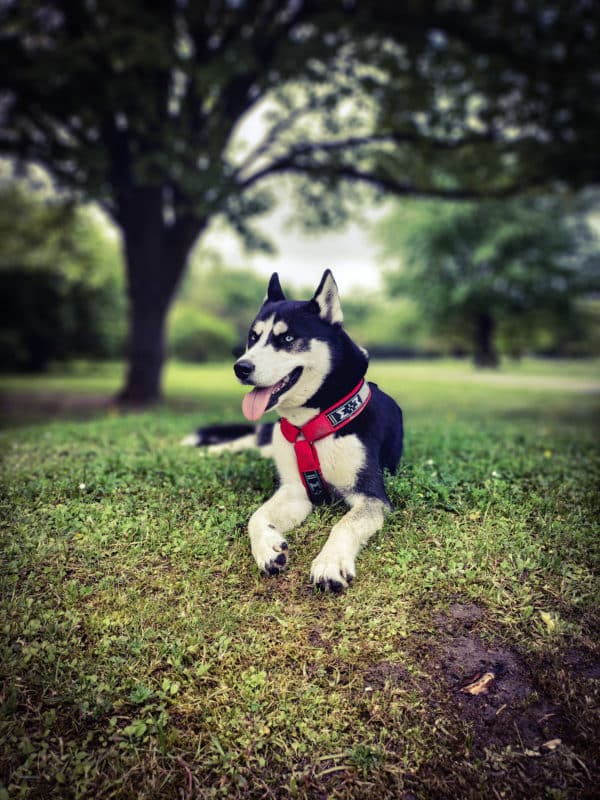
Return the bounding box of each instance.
[280,379,372,504]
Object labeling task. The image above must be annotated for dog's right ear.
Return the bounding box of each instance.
[264,273,286,303]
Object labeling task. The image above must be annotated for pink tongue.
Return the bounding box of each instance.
[242,386,275,421]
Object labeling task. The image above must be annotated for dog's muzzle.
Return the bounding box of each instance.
[234,359,254,383]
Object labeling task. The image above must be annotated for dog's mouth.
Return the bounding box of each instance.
[242,367,303,421]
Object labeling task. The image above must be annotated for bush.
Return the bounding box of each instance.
[168,305,238,362]
[0,186,127,372]
[0,268,126,371]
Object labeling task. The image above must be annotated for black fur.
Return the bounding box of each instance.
[337,384,403,505]
[193,423,255,445]
[250,293,403,507]
[256,422,275,447]
[190,272,403,509]
[192,422,274,448]
[186,270,404,590]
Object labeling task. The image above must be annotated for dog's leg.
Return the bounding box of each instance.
[310,493,389,592]
[249,484,313,575]
[205,434,261,454]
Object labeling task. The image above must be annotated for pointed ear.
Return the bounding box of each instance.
[264,272,285,303]
[311,270,343,325]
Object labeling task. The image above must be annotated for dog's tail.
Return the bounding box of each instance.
[181,422,275,455]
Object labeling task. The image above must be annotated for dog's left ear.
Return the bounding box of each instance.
[264,272,286,303]
[311,270,343,325]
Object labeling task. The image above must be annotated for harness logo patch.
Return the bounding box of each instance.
[327,393,363,427]
[303,470,329,503]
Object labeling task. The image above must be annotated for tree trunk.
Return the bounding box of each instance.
[118,289,170,405]
[116,188,205,405]
[473,310,499,368]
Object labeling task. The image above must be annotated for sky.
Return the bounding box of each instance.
[196,98,387,295]
[200,203,386,295]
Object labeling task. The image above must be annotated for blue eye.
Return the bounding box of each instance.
[248,330,259,345]
[283,334,295,343]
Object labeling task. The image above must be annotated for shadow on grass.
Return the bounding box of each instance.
[0,391,240,429]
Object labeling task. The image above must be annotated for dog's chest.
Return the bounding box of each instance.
[273,425,366,494]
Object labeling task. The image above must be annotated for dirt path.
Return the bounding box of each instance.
[1,366,599,428]
[439,371,600,392]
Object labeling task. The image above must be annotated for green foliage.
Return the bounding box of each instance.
[0,186,125,371]
[0,360,598,797]
[177,256,268,339]
[376,197,600,360]
[343,294,431,356]
[168,305,237,363]
[0,269,122,371]
[3,3,599,233]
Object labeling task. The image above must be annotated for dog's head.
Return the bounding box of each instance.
[235,270,362,420]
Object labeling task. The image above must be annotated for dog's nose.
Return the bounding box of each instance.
[234,359,255,381]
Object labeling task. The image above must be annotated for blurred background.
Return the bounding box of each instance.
[1,1,599,421]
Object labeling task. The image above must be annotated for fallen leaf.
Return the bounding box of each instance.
[541,738,562,752]
[539,610,557,633]
[525,748,541,757]
[459,671,496,695]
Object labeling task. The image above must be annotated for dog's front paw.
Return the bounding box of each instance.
[251,527,289,576]
[310,548,355,593]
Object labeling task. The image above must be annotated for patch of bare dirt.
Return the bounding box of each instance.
[563,648,600,681]
[430,611,596,762]
[434,633,567,751]
[363,661,412,690]
[434,602,484,632]
[0,390,116,426]
[0,390,200,427]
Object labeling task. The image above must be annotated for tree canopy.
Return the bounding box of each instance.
[3,1,599,209]
[2,1,599,398]
[376,196,600,364]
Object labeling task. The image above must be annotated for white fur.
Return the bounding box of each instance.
[233,271,388,589]
[239,331,332,424]
[205,434,260,454]
[310,494,388,589]
[252,319,269,337]
[180,433,200,446]
[272,427,366,491]
[247,420,386,588]
[249,482,312,573]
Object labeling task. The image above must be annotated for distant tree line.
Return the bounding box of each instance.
[2,182,599,372]
[0,185,125,371]
[374,194,600,364]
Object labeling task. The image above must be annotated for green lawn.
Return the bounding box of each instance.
[1,360,599,799]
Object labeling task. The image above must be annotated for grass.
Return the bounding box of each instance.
[1,359,599,799]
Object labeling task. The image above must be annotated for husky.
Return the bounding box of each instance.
[184,270,403,592]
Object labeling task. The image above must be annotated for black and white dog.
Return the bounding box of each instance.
[185,270,403,592]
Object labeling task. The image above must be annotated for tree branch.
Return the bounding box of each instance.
[240,157,536,201]
[234,104,310,178]
[244,128,500,168]
[237,125,512,192]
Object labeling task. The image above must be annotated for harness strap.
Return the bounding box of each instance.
[280,379,372,504]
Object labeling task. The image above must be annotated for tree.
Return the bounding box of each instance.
[376,197,600,365]
[178,254,269,341]
[2,2,599,400]
[170,256,268,361]
[0,184,126,370]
